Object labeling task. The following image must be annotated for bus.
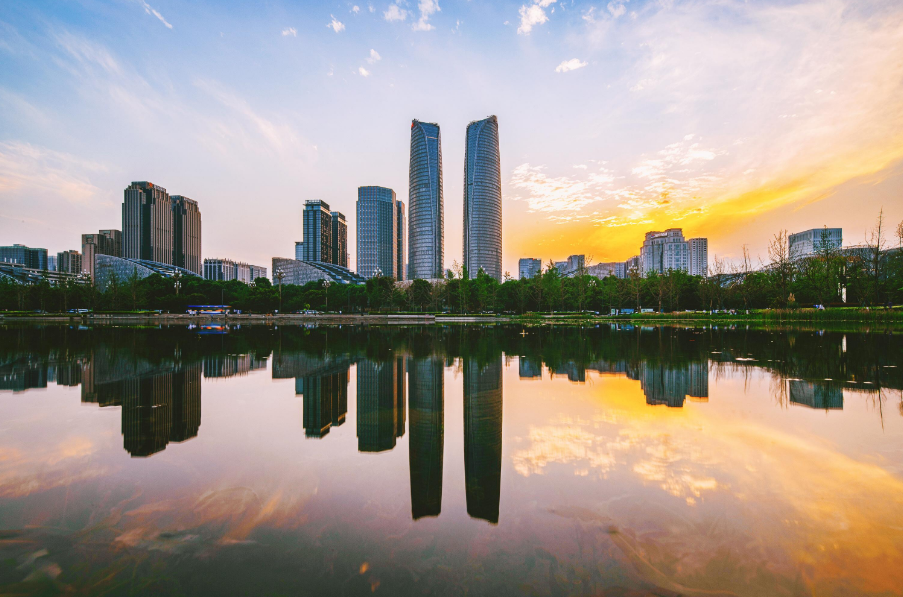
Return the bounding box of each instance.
[187,305,232,315]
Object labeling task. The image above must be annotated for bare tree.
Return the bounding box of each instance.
[867,208,886,305]
[768,230,794,308]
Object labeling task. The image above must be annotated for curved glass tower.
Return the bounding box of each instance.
[463,115,502,281]
[408,120,444,280]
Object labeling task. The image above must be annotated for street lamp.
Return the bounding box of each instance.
[172,271,182,296]
[323,279,331,312]
[275,269,286,313]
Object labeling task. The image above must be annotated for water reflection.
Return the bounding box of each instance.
[1,324,903,596]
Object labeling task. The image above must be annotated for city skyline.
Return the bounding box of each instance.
[1,1,902,276]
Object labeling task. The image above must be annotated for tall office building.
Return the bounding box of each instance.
[356,186,397,279]
[0,244,48,269]
[172,196,202,275]
[331,212,348,268]
[641,229,689,275]
[302,200,333,263]
[408,357,444,519]
[408,120,444,279]
[688,237,708,277]
[99,229,122,258]
[82,229,123,280]
[123,182,174,264]
[518,258,542,279]
[464,357,503,523]
[56,250,82,274]
[396,199,406,281]
[463,115,502,281]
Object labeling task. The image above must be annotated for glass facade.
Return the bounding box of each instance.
[408,120,443,280]
[302,200,333,263]
[396,199,406,281]
[518,258,541,280]
[172,196,202,275]
[356,186,397,279]
[463,115,502,281]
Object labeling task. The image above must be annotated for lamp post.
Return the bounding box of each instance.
[173,271,182,296]
[323,279,331,312]
[275,269,286,313]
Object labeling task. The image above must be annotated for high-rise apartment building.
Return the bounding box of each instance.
[409,120,444,279]
[203,258,267,284]
[82,229,122,280]
[641,229,690,274]
[396,199,406,281]
[688,237,708,277]
[518,258,542,279]
[56,250,82,274]
[789,227,842,259]
[123,181,173,264]
[302,200,333,263]
[357,186,397,279]
[172,195,202,275]
[331,212,348,268]
[463,115,502,281]
[0,244,48,269]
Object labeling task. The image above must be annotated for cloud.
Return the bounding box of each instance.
[366,48,381,64]
[139,1,173,29]
[412,0,440,31]
[281,27,297,37]
[358,66,370,77]
[0,141,107,209]
[352,5,360,13]
[509,163,606,213]
[582,7,596,23]
[607,2,626,18]
[556,58,587,73]
[517,3,551,35]
[368,3,375,13]
[327,15,345,32]
[384,4,408,22]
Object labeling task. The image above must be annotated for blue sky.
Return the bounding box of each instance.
[2,0,902,273]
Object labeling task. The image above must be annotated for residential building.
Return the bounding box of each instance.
[463,115,502,281]
[518,258,542,279]
[408,119,444,280]
[588,262,626,279]
[331,211,348,268]
[203,258,267,284]
[641,229,689,274]
[302,200,333,263]
[0,244,48,269]
[357,186,397,279]
[396,199,406,281]
[789,227,842,259]
[172,195,202,275]
[82,229,123,280]
[56,250,82,274]
[123,181,173,265]
[48,256,57,272]
[688,237,708,277]
[625,255,641,274]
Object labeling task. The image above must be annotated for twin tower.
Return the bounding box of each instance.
[409,116,502,281]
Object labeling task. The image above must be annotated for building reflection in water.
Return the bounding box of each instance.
[408,356,444,519]
[356,357,405,452]
[120,363,202,457]
[789,380,843,410]
[464,357,503,524]
[632,361,709,408]
[299,371,349,438]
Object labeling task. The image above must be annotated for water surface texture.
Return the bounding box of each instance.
[1,323,902,596]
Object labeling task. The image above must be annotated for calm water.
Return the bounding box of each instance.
[1,323,902,596]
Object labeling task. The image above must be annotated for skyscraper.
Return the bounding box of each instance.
[331,211,348,268]
[172,195,202,275]
[56,250,82,274]
[688,237,708,277]
[356,186,397,279]
[396,199,406,282]
[463,115,502,281]
[408,120,443,279]
[302,200,333,263]
[123,182,173,264]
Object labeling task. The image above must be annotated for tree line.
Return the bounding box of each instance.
[1,212,901,314]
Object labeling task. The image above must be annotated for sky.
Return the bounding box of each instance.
[1,0,902,275]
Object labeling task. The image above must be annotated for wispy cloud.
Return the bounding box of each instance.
[518,0,556,35]
[327,15,345,32]
[384,4,408,22]
[0,141,107,208]
[139,0,173,29]
[366,49,381,64]
[281,27,297,37]
[352,5,360,14]
[412,0,440,32]
[555,58,587,73]
[358,66,370,77]
[607,2,626,18]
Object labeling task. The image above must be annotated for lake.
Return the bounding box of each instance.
[1,323,902,596]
